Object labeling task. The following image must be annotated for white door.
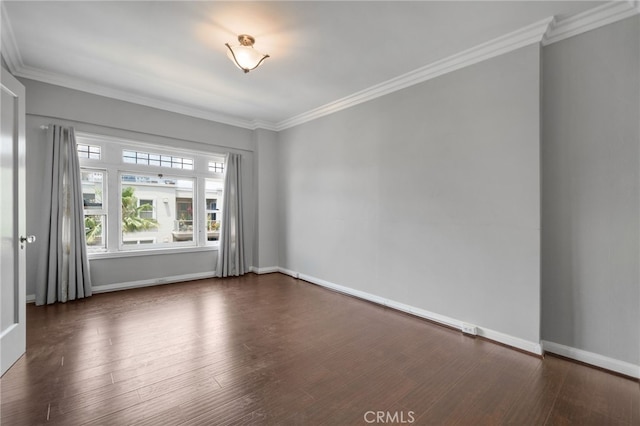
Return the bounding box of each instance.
[1,68,27,376]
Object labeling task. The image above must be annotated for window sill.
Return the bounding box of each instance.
[88,245,219,260]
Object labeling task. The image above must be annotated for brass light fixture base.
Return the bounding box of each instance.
[238,34,256,47]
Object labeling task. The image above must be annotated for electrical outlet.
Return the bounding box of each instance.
[461,323,477,336]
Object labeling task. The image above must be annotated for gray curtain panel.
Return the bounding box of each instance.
[36,125,92,305]
[215,153,246,277]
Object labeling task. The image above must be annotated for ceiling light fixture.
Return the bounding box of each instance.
[225,34,270,74]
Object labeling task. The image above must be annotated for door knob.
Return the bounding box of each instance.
[19,235,36,244]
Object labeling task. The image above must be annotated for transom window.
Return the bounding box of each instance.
[77,144,101,160]
[77,133,225,254]
[123,150,194,170]
[208,161,224,174]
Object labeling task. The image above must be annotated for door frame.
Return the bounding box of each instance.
[1,67,27,376]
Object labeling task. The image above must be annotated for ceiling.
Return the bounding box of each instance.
[1,1,610,130]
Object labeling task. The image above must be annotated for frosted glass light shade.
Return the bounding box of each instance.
[225,35,270,73]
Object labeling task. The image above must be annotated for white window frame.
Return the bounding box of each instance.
[76,132,226,258]
[80,166,108,253]
[122,238,157,245]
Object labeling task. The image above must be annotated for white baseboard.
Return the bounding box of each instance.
[27,267,281,303]
[542,340,640,379]
[277,267,299,279]
[255,266,305,280]
[91,271,217,294]
[479,328,543,355]
[294,271,542,356]
[250,266,280,274]
[26,271,218,303]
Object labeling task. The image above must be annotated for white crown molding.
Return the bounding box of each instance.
[0,1,25,72]
[542,1,639,46]
[14,64,259,130]
[542,340,640,379]
[275,16,555,131]
[250,120,278,132]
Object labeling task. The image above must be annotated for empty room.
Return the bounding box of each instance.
[1,1,639,425]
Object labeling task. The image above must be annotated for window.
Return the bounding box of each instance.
[123,150,193,170]
[205,179,223,241]
[81,170,106,251]
[208,161,224,174]
[82,170,104,209]
[138,199,155,220]
[76,133,225,255]
[77,144,101,160]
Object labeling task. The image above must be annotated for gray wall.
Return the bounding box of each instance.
[278,45,542,344]
[21,80,257,295]
[254,128,280,269]
[541,17,640,365]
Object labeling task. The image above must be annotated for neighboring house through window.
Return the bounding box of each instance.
[77,132,226,254]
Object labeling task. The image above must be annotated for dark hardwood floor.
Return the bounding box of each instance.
[1,273,638,425]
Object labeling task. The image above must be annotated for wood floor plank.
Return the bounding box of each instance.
[501,354,570,425]
[2,273,638,425]
[417,343,541,424]
[544,361,639,425]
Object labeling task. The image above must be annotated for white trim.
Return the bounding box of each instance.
[88,244,217,260]
[274,16,554,131]
[277,267,299,279]
[251,266,280,274]
[292,271,542,356]
[542,1,638,46]
[250,120,278,132]
[0,2,24,73]
[9,63,258,130]
[91,271,216,294]
[26,270,217,302]
[479,328,543,356]
[542,340,640,379]
[299,272,387,306]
